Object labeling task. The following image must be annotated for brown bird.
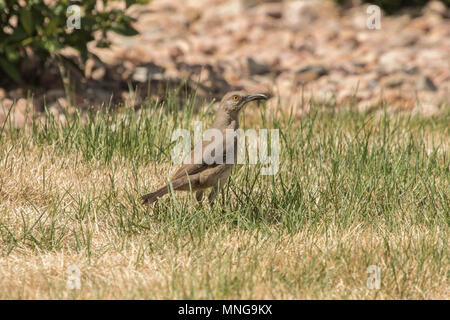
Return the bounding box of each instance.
[141,90,268,205]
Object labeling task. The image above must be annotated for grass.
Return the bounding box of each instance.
[0,92,448,299]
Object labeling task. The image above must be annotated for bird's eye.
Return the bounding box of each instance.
[233,95,239,101]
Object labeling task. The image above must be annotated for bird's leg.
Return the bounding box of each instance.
[208,186,219,205]
[195,191,204,202]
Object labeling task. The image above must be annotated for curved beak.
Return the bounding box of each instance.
[245,93,268,103]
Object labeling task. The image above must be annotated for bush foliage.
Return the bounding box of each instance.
[0,0,149,83]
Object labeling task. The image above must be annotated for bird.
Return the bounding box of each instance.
[141,90,268,205]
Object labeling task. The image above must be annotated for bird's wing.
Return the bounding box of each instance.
[172,162,215,180]
[171,135,233,180]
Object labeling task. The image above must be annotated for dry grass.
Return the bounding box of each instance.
[0,99,448,299]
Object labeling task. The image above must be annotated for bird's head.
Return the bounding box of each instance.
[219,90,268,114]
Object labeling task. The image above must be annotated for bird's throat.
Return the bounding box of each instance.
[212,109,239,130]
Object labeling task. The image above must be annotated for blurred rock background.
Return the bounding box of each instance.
[1,0,449,126]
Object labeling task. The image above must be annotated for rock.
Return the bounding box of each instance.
[8,89,24,100]
[423,1,449,18]
[350,5,374,30]
[339,30,359,50]
[168,40,190,60]
[356,90,373,101]
[399,66,419,75]
[15,98,29,114]
[384,91,415,110]
[416,76,437,91]
[132,67,150,82]
[435,70,450,83]
[132,63,166,83]
[416,49,447,67]
[337,87,373,105]
[415,90,446,116]
[86,88,113,103]
[255,2,283,19]
[84,57,108,81]
[295,65,328,83]
[246,57,271,75]
[407,16,431,33]
[358,98,382,113]
[47,102,61,117]
[0,98,28,128]
[413,102,440,117]
[91,67,106,81]
[57,97,68,109]
[185,7,201,25]
[0,98,14,113]
[283,0,320,29]
[379,49,413,71]
[381,75,405,88]
[337,89,354,104]
[391,32,418,47]
[196,38,217,55]
[45,89,66,103]
[367,80,379,89]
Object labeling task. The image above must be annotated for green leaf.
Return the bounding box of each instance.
[7,27,27,43]
[20,8,34,36]
[111,23,138,36]
[126,0,150,8]
[135,0,151,5]
[44,16,62,35]
[126,0,136,8]
[5,46,20,62]
[41,39,63,52]
[0,57,22,83]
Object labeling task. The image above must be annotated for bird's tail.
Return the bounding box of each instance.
[141,186,169,204]
[141,176,193,204]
